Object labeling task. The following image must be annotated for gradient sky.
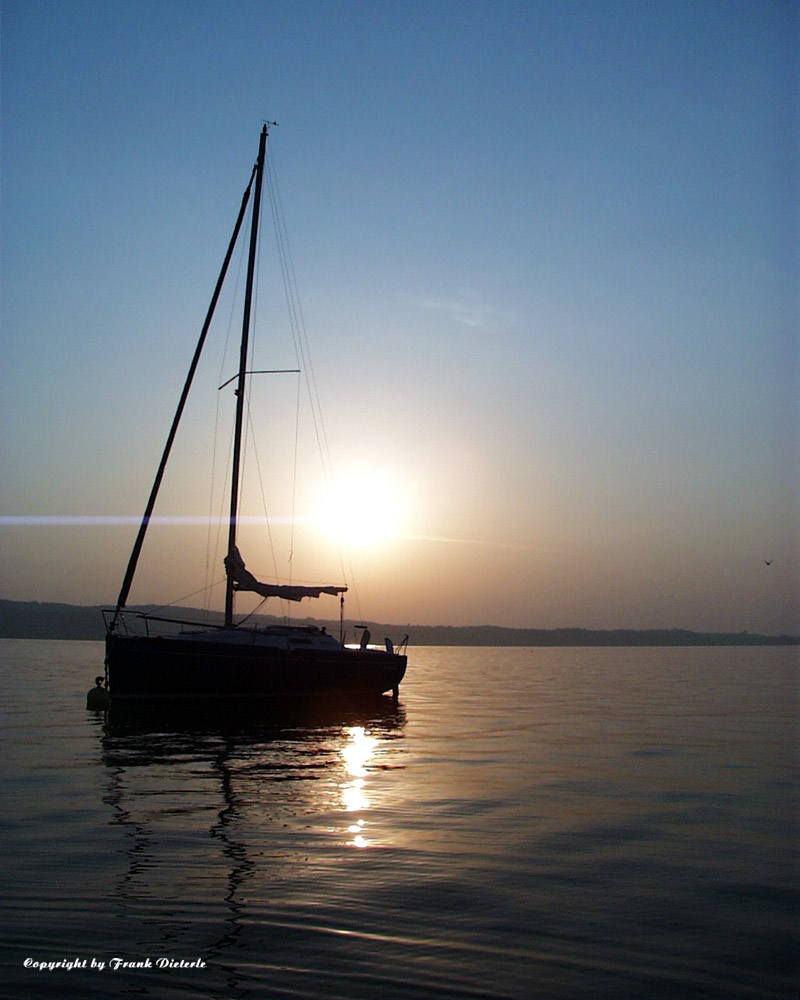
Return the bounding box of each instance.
[2,0,798,634]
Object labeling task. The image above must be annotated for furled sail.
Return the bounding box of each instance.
[225,547,347,602]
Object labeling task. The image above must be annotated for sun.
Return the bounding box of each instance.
[318,471,402,547]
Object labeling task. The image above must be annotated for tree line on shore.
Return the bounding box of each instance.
[1,599,797,646]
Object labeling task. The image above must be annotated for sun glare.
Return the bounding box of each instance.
[318,471,403,547]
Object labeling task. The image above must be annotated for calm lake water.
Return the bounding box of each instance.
[0,639,797,999]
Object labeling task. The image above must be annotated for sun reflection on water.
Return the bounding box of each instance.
[340,726,377,847]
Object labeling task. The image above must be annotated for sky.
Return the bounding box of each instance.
[1,0,798,634]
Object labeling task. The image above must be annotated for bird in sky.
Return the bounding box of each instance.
[764,560,773,566]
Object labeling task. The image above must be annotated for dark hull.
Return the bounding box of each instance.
[105,633,407,702]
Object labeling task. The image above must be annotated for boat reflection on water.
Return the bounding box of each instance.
[96,697,405,985]
[102,694,404,741]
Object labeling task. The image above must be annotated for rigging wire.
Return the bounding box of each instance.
[263,147,358,613]
[264,153,328,474]
[150,576,227,622]
[235,595,268,627]
[240,161,298,625]
[289,371,302,585]
[244,181,297,624]
[204,217,249,613]
[192,141,362,627]
[245,403,280,587]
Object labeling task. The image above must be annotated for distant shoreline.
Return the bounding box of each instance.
[1,599,797,646]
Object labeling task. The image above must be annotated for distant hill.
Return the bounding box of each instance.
[1,599,797,646]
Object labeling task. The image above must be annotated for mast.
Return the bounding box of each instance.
[225,123,269,627]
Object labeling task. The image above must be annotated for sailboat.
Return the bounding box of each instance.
[103,125,408,703]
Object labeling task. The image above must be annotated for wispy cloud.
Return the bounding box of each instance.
[420,296,514,332]
[401,533,541,551]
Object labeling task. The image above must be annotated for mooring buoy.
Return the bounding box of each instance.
[86,676,110,710]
